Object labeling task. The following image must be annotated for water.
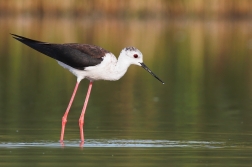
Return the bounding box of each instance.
[0,139,251,167]
[0,17,252,166]
[0,139,225,148]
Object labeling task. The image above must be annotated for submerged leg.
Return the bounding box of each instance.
[79,81,93,142]
[60,81,80,141]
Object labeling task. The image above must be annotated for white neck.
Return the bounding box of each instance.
[110,54,131,81]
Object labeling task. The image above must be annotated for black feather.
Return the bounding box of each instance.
[11,34,109,70]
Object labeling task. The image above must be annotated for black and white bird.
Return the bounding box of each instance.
[11,34,164,142]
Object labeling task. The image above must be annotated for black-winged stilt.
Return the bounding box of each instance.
[11,34,164,142]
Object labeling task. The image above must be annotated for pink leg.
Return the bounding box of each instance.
[79,81,93,142]
[60,81,80,141]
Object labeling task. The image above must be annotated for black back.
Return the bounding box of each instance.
[11,34,110,70]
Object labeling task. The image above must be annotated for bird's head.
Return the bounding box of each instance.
[120,46,164,84]
[120,46,143,66]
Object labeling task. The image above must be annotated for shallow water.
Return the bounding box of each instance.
[0,139,225,148]
[0,139,251,167]
[0,17,252,166]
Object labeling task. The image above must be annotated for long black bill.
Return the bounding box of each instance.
[140,63,164,84]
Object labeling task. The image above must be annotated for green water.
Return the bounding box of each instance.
[0,18,252,166]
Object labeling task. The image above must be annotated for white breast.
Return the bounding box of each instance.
[57,53,119,82]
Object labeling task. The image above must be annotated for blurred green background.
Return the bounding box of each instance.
[0,0,252,166]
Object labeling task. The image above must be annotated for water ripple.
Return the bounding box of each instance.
[0,139,226,148]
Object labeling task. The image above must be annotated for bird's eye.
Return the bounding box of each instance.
[133,54,138,58]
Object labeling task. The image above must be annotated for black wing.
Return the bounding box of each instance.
[11,34,110,70]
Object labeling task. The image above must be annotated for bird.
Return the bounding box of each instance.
[11,34,164,142]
